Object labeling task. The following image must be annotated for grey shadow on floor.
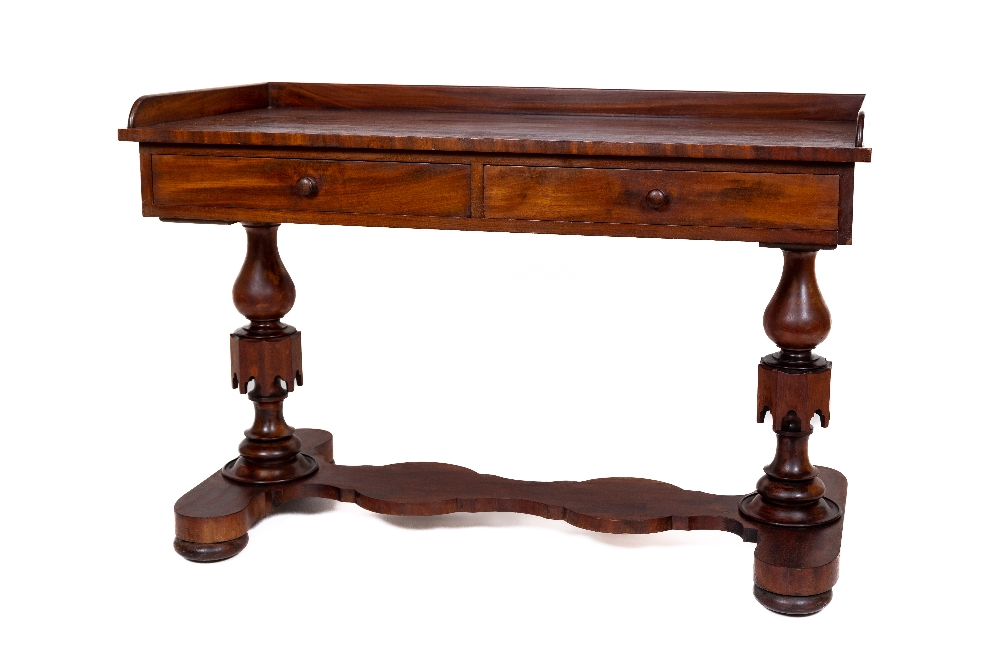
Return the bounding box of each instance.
[376,512,739,549]
[268,497,742,549]
[270,496,339,515]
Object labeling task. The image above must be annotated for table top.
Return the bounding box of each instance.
[119,83,870,247]
[118,83,870,163]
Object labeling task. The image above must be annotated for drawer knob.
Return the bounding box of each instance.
[295,176,317,196]
[646,189,667,209]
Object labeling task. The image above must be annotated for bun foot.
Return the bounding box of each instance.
[174,534,249,562]
[753,585,832,615]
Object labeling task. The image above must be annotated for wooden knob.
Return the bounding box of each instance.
[295,177,317,196]
[646,189,667,209]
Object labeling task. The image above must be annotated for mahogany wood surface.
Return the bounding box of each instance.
[175,429,847,614]
[757,365,831,429]
[122,108,868,162]
[150,206,841,245]
[134,142,855,245]
[175,429,747,541]
[742,249,841,531]
[128,83,269,129]
[267,83,865,120]
[224,224,315,484]
[122,83,869,162]
[175,428,846,545]
[121,83,867,245]
[761,250,833,370]
[152,155,472,217]
[484,166,840,230]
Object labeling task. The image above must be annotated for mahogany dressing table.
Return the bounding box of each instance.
[119,83,870,615]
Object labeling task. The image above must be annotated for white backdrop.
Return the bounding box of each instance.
[2,1,996,664]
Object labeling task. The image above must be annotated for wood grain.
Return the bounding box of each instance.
[120,84,863,613]
[136,145,854,245]
[269,83,865,121]
[122,83,866,243]
[754,556,840,597]
[757,365,831,430]
[152,155,472,217]
[762,250,833,363]
[838,166,856,245]
[743,249,841,536]
[484,166,840,230]
[175,430,750,542]
[174,429,849,614]
[223,224,316,484]
[149,206,840,245]
[174,429,834,542]
[121,107,869,162]
[128,83,268,128]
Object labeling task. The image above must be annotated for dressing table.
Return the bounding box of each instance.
[119,83,870,615]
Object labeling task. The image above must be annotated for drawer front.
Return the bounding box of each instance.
[152,155,471,217]
[484,166,839,230]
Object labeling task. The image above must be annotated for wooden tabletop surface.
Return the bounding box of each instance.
[119,83,870,163]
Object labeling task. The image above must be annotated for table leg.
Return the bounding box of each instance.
[174,222,316,561]
[740,247,848,615]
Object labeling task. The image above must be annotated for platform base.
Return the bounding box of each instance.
[174,428,848,613]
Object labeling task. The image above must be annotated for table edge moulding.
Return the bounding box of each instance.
[118,82,871,616]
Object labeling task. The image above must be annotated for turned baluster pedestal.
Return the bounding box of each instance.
[740,247,844,614]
